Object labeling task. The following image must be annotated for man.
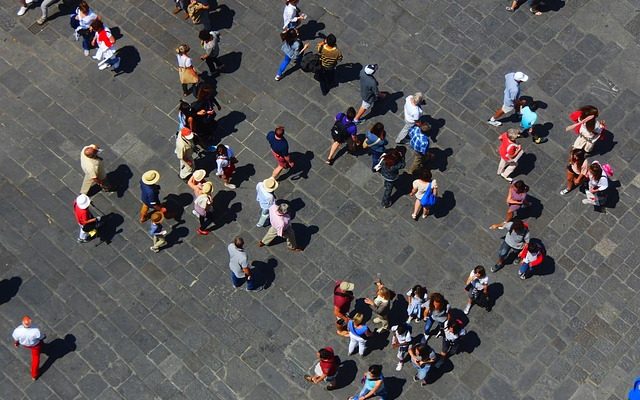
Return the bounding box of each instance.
[408,120,431,174]
[316,34,342,95]
[333,280,355,337]
[228,237,261,291]
[266,126,295,179]
[176,127,195,180]
[408,343,437,386]
[73,194,101,243]
[199,29,223,74]
[139,170,163,223]
[489,218,530,273]
[396,92,424,144]
[255,177,278,227]
[304,347,339,391]
[258,203,301,251]
[80,144,111,194]
[12,315,45,380]
[354,64,386,124]
[487,71,528,127]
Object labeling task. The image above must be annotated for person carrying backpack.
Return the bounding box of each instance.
[326,107,357,165]
[489,218,530,273]
[517,241,545,279]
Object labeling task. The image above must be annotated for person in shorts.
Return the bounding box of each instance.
[354,64,386,124]
[266,126,295,179]
[391,323,412,371]
[463,266,489,314]
[326,107,357,165]
[487,71,528,126]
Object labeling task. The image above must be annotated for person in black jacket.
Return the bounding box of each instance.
[378,147,406,208]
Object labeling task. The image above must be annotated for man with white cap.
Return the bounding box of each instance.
[12,315,45,380]
[395,92,425,144]
[255,177,278,227]
[73,194,101,243]
[175,127,195,179]
[487,71,529,127]
[139,170,163,223]
[258,203,301,251]
[354,64,386,124]
[80,144,111,194]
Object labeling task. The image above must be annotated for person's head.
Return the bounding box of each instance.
[383,148,401,167]
[510,218,525,233]
[370,122,385,138]
[233,236,244,249]
[448,319,463,334]
[78,0,90,13]
[325,33,337,47]
[150,211,163,224]
[198,29,212,42]
[201,181,213,194]
[570,148,586,165]
[345,107,356,121]
[179,100,192,116]
[352,313,364,325]
[276,203,289,215]
[413,92,424,105]
[513,180,529,193]
[527,241,540,254]
[411,285,425,299]
[377,286,392,300]
[363,64,378,76]
[415,119,431,133]
[274,126,285,138]
[280,28,298,44]
[318,348,333,360]
[216,144,228,155]
[513,71,529,83]
[196,83,213,101]
[473,265,486,278]
[21,315,32,328]
[579,105,599,119]
[338,281,355,293]
[589,162,603,180]
[506,128,520,141]
[395,324,407,335]
[417,168,432,182]
[176,44,190,55]
[286,0,299,4]
[429,292,444,310]
[90,18,104,32]
[368,365,382,379]
[84,144,100,158]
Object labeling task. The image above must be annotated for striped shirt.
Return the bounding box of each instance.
[317,43,342,69]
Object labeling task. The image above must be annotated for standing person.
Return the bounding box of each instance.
[363,122,388,171]
[326,107,357,165]
[405,285,428,323]
[12,316,45,380]
[187,0,210,29]
[379,148,406,208]
[255,177,278,227]
[80,144,111,194]
[90,19,120,71]
[347,313,372,356]
[391,323,412,371]
[364,278,393,332]
[258,203,301,251]
[316,34,342,95]
[176,44,199,97]
[349,365,386,400]
[407,120,431,174]
[583,161,609,207]
[395,92,424,144]
[282,0,306,30]
[139,170,163,223]
[191,83,221,141]
[177,100,195,133]
[354,64,386,124]
[193,182,213,235]
[439,319,466,359]
[304,347,339,391]
[148,212,168,253]
[409,169,437,220]
[496,128,524,182]
[519,99,545,144]
[175,127,195,180]
[266,126,295,179]
[487,71,528,126]
[73,194,101,243]
[69,0,97,56]
[408,343,437,386]
[34,0,56,24]
[517,241,545,279]
[489,218,530,273]
[422,292,451,342]
[560,148,589,195]
[333,280,355,337]
[199,30,223,75]
[187,169,208,197]
[214,144,237,189]
[568,111,606,154]
[495,179,530,224]
[275,28,308,81]
[228,237,260,291]
[506,0,542,15]
[463,266,489,314]
[173,0,189,19]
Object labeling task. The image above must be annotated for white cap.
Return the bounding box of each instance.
[514,71,529,82]
[364,64,378,75]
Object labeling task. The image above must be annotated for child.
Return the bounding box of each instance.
[405,285,428,322]
[214,144,237,189]
[390,323,412,371]
[517,242,545,279]
[520,98,545,144]
[149,212,168,253]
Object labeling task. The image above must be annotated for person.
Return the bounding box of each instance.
[463,266,489,314]
[90,19,120,71]
[258,203,301,251]
[34,0,56,24]
[496,128,523,182]
[228,237,260,291]
[214,144,237,189]
[187,169,208,197]
[175,127,195,180]
[173,0,190,19]
[177,100,195,133]
[489,218,530,272]
[499,179,530,224]
[266,126,295,179]
[316,34,342,95]
[409,169,437,220]
[349,365,387,400]
[149,211,168,253]
[326,107,358,165]
[568,107,605,154]
[176,44,199,97]
[12,316,45,380]
[391,323,412,371]
[199,30,223,75]
[560,148,589,195]
[80,144,111,194]
[73,194,101,243]
[139,170,163,223]
[487,71,528,126]
[405,285,428,323]
[364,122,388,172]
[407,120,431,174]
[187,0,210,29]
[517,241,545,279]
[506,0,542,15]
[422,292,451,342]
[583,161,609,207]
[364,278,393,332]
[395,92,424,144]
[333,281,355,337]
[379,148,406,208]
[193,182,213,235]
[69,1,97,56]
[408,343,437,386]
[255,177,278,227]
[304,347,339,391]
[275,28,308,81]
[282,0,306,30]
[17,0,34,17]
[354,64,386,124]
[347,313,372,356]
[191,83,221,140]
[439,318,466,359]
[519,99,544,144]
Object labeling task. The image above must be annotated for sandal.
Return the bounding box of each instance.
[325,159,333,165]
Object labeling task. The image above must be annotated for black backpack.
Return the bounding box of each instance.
[300,52,321,73]
[331,119,348,140]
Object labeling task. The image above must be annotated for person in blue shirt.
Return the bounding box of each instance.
[139,170,164,223]
[408,120,431,174]
[364,122,388,172]
[519,99,546,144]
[488,71,528,126]
[349,364,387,400]
[266,126,294,179]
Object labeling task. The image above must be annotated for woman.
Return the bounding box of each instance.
[176,44,199,97]
[215,144,237,189]
[364,122,388,171]
[187,169,207,197]
[409,169,437,220]
[347,313,372,356]
[583,161,608,207]
[193,181,213,235]
[90,19,120,71]
[463,265,489,315]
[566,105,605,154]
[497,128,523,182]
[517,241,545,279]
[439,319,465,359]
[364,279,393,332]
[408,343,437,386]
[192,84,221,142]
[275,28,308,81]
[326,107,357,165]
[282,0,306,31]
[349,365,386,400]
[501,179,529,223]
[422,292,450,342]
[69,0,97,56]
[561,148,589,196]
[379,148,405,208]
[177,100,195,134]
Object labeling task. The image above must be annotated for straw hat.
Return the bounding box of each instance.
[142,170,160,185]
[262,177,278,193]
[76,194,91,210]
[201,182,213,194]
[193,169,206,182]
[339,281,355,291]
[150,211,164,224]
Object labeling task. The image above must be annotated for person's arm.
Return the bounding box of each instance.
[489,221,507,230]
[300,41,309,53]
[201,42,212,59]
[311,372,327,383]
[362,380,383,398]
[333,305,349,322]
[464,273,474,286]
[565,115,594,131]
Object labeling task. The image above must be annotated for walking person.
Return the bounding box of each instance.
[422,292,451,342]
[354,64,386,124]
[326,107,357,165]
[199,30,223,75]
[187,0,210,29]
[334,280,355,337]
[487,71,528,126]
[69,0,97,56]
[438,319,466,359]
[34,0,56,24]
[396,92,424,144]
[148,211,168,253]
[90,19,120,71]
[177,100,195,133]
[519,99,545,143]
[191,83,221,141]
[495,179,530,224]
[560,148,589,195]
[489,218,530,273]
[496,128,524,182]
[407,119,431,174]
[517,241,545,279]
[73,194,101,243]
[187,169,208,197]
[303,347,339,391]
[379,148,406,208]
[410,169,437,220]
[176,44,199,97]
[463,266,489,314]
[275,28,308,81]
[347,313,372,356]
[139,170,163,223]
[228,237,261,291]
[567,108,606,154]
[408,343,437,386]
[405,285,428,323]
[506,0,542,15]
[214,144,237,189]
[364,278,393,332]
[266,126,295,179]
[12,316,45,380]
[391,323,412,371]
[258,203,301,251]
[282,0,306,30]
[255,177,278,227]
[194,182,213,235]
[175,127,195,180]
[80,144,111,194]
[316,34,342,95]
[349,365,387,400]
[583,161,610,207]
[363,122,388,171]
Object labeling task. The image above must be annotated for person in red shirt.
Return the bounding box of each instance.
[496,128,523,183]
[304,347,339,390]
[333,281,355,337]
[73,194,100,243]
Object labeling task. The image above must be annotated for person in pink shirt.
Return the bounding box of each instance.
[258,203,301,251]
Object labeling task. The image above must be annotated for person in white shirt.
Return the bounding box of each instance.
[282,0,306,31]
[255,177,278,227]
[439,319,466,359]
[12,316,45,380]
[391,323,412,371]
[463,265,489,314]
[395,92,424,144]
[215,144,237,189]
[583,161,609,207]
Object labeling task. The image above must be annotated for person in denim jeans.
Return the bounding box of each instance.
[408,343,437,386]
[69,1,97,56]
[275,29,308,81]
[379,148,405,208]
[517,242,545,279]
[349,365,386,400]
[422,292,450,342]
[489,218,530,272]
[364,123,388,171]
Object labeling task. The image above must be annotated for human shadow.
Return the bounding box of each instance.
[425,358,454,384]
[425,147,453,172]
[252,258,278,289]
[105,164,133,198]
[602,180,621,210]
[384,376,406,399]
[353,298,373,321]
[537,0,565,13]
[422,115,446,143]
[534,255,555,277]
[209,4,235,30]
[531,122,553,142]
[334,359,357,389]
[211,191,240,229]
[0,277,21,305]
[231,163,255,188]
[389,172,413,205]
[53,0,79,18]
[517,194,543,220]
[162,226,189,250]
[291,223,318,250]
[487,282,504,311]
[96,212,124,245]
[364,331,389,355]
[513,153,536,176]
[217,51,242,74]
[364,91,404,120]
[459,331,481,354]
[164,193,193,223]
[388,295,408,327]
[297,19,325,41]
[433,190,455,218]
[593,129,617,156]
[282,151,314,181]
[39,334,77,377]
[216,110,246,141]
[336,62,363,84]
[287,198,305,219]
[109,27,123,40]
[114,46,141,75]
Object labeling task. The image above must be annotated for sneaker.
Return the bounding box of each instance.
[77,237,88,243]
[560,188,569,196]
[275,75,282,81]
[74,32,80,41]
[98,62,110,70]
[150,246,159,253]
[224,183,236,189]
[197,228,209,235]
[258,241,265,247]
[533,136,547,144]
[83,49,89,56]
[487,119,502,127]
[92,55,101,60]
[519,273,526,280]
[191,209,199,218]
[395,362,403,371]
[435,330,442,338]
[36,16,46,25]
[246,286,263,292]
[503,176,513,183]
[463,304,471,315]
[17,6,27,15]
[421,381,428,386]
[413,375,419,382]
[582,199,595,205]
[491,264,503,273]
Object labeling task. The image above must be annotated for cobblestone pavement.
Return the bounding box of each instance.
[0,0,639,398]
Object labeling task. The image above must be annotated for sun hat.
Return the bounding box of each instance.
[339,281,355,291]
[201,181,213,194]
[193,169,206,182]
[180,127,194,140]
[262,177,279,193]
[76,194,91,210]
[514,71,529,82]
[150,211,164,224]
[142,170,160,185]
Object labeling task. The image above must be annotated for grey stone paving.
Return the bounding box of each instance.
[0,0,639,398]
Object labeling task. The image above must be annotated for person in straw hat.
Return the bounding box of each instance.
[149,212,168,253]
[176,127,195,179]
[255,177,278,227]
[187,169,208,197]
[73,194,101,243]
[194,181,213,235]
[258,202,301,251]
[139,170,164,223]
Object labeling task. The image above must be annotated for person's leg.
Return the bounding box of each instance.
[246,274,258,290]
[357,337,366,355]
[39,0,56,19]
[205,56,217,74]
[416,364,431,381]
[198,215,209,231]
[282,226,298,249]
[518,262,530,277]
[409,151,423,174]
[257,207,270,227]
[395,121,413,144]
[230,271,245,288]
[182,83,189,96]
[139,203,150,223]
[382,180,394,207]
[501,161,517,179]
[495,240,511,268]
[30,342,42,379]
[497,158,507,175]
[565,169,576,192]
[348,336,357,355]
[327,141,341,162]
[354,100,371,122]
[412,199,422,219]
[424,316,434,337]
[371,151,382,170]
[78,225,88,241]
[276,55,292,79]
[80,175,94,195]
[261,226,278,245]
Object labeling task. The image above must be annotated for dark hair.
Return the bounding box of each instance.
[579,105,599,132]
[383,148,401,167]
[197,84,213,101]
[570,148,586,166]
[449,319,463,335]
[473,265,486,277]
[318,348,333,359]
[233,237,244,248]
[411,285,426,299]
[179,100,192,116]
[198,29,212,41]
[216,144,227,155]
[368,365,382,378]
[370,122,385,138]
[90,18,104,31]
[429,292,444,310]
[418,169,432,182]
[326,34,337,47]
[275,126,285,136]
[416,120,431,132]
[513,180,529,193]
[78,0,90,13]
[589,162,603,180]
[280,28,298,45]
[528,242,540,254]
[346,107,356,121]
[510,218,525,232]
[395,324,407,335]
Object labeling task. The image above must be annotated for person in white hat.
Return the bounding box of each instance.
[73,194,100,243]
[354,64,387,124]
[255,177,278,227]
[193,182,213,235]
[488,71,528,127]
[175,127,195,179]
[187,169,208,197]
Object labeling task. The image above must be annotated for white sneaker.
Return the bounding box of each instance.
[17,6,27,16]
[395,362,403,371]
[224,183,236,189]
[463,304,471,315]
[99,62,109,70]
[83,50,89,56]
[560,188,569,196]
[503,176,513,183]
[582,199,595,205]
[191,210,199,218]
[92,55,101,60]
[487,119,502,127]
[74,31,80,41]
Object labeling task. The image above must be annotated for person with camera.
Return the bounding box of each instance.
[396,92,425,144]
[316,34,342,95]
[463,265,489,315]
[73,194,102,243]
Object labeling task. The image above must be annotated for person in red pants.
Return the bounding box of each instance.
[12,315,45,380]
